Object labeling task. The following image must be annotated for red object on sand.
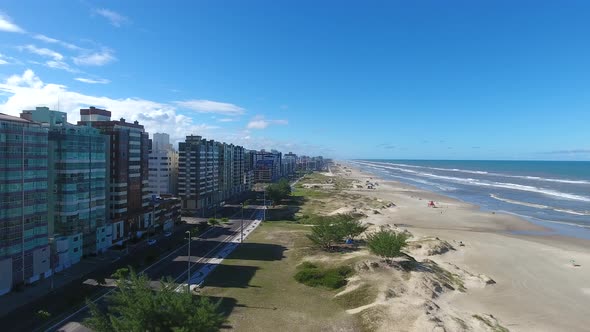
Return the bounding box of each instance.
[428,201,436,207]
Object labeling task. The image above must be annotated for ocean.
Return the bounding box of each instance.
[350,160,590,239]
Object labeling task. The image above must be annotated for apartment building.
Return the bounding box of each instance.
[148,133,178,196]
[20,107,109,272]
[178,135,220,215]
[78,107,151,245]
[0,113,50,295]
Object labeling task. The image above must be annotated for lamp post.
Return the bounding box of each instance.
[185,230,191,292]
[263,189,266,221]
[240,203,244,243]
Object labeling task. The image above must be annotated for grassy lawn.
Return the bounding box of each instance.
[201,222,359,331]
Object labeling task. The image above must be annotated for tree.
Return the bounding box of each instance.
[307,220,345,250]
[266,179,292,205]
[366,230,408,259]
[336,216,368,240]
[85,269,225,332]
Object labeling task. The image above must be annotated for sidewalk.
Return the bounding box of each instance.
[0,250,125,317]
[0,224,192,318]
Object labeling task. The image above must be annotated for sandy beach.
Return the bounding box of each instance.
[341,164,590,332]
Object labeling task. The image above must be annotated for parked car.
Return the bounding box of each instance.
[164,232,172,237]
[148,239,157,246]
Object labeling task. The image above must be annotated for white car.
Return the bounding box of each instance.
[147,239,157,246]
[164,232,172,237]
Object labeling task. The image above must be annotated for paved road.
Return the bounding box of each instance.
[40,210,260,332]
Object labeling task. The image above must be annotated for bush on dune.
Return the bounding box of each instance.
[294,262,353,289]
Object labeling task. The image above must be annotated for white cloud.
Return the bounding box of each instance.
[175,99,246,115]
[19,45,78,72]
[0,69,215,145]
[0,69,324,156]
[95,9,129,27]
[20,44,63,61]
[246,116,288,129]
[0,12,24,33]
[218,118,237,122]
[74,77,110,84]
[73,49,116,66]
[0,53,10,65]
[46,60,77,73]
[33,34,82,51]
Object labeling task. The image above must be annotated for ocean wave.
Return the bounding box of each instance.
[499,210,590,230]
[490,194,551,209]
[490,194,590,216]
[361,161,590,185]
[385,174,457,191]
[356,162,590,203]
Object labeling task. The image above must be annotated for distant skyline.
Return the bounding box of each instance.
[0,1,589,160]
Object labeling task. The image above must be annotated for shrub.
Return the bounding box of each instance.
[294,263,353,289]
[306,214,367,249]
[36,310,51,320]
[208,218,219,225]
[306,220,344,250]
[221,217,229,223]
[366,230,408,259]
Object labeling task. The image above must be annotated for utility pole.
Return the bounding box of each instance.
[185,230,191,292]
[240,203,244,243]
[263,189,266,221]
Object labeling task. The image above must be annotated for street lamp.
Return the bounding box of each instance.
[185,230,191,292]
[263,189,266,221]
[240,203,244,243]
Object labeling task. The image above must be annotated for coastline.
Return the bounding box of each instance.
[340,163,590,331]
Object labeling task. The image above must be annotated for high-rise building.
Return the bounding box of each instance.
[0,113,50,295]
[254,150,282,182]
[178,135,220,215]
[218,143,246,202]
[78,107,151,245]
[20,107,109,272]
[148,133,178,196]
[282,152,297,177]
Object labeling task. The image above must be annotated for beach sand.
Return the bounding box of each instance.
[341,165,590,332]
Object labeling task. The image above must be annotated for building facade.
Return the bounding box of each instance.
[178,135,220,215]
[0,113,51,295]
[148,133,178,196]
[21,107,109,272]
[282,152,297,178]
[254,150,282,182]
[78,107,151,245]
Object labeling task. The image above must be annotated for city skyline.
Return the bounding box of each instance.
[1,2,590,160]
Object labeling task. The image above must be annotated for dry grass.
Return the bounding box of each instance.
[200,222,360,331]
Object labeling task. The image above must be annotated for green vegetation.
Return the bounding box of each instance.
[208,218,219,226]
[334,284,378,309]
[266,178,292,205]
[472,315,510,332]
[85,269,225,332]
[294,262,353,289]
[366,230,408,259]
[221,217,229,223]
[201,222,358,331]
[307,219,346,250]
[306,214,367,250]
[36,310,51,320]
[426,260,466,292]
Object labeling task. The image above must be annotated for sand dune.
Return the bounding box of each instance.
[338,164,590,332]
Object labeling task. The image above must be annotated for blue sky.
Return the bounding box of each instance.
[1,1,589,160]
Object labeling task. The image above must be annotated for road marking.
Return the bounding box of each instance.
[44,221,247,332]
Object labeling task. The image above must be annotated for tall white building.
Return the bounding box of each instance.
[148,133,178,196]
